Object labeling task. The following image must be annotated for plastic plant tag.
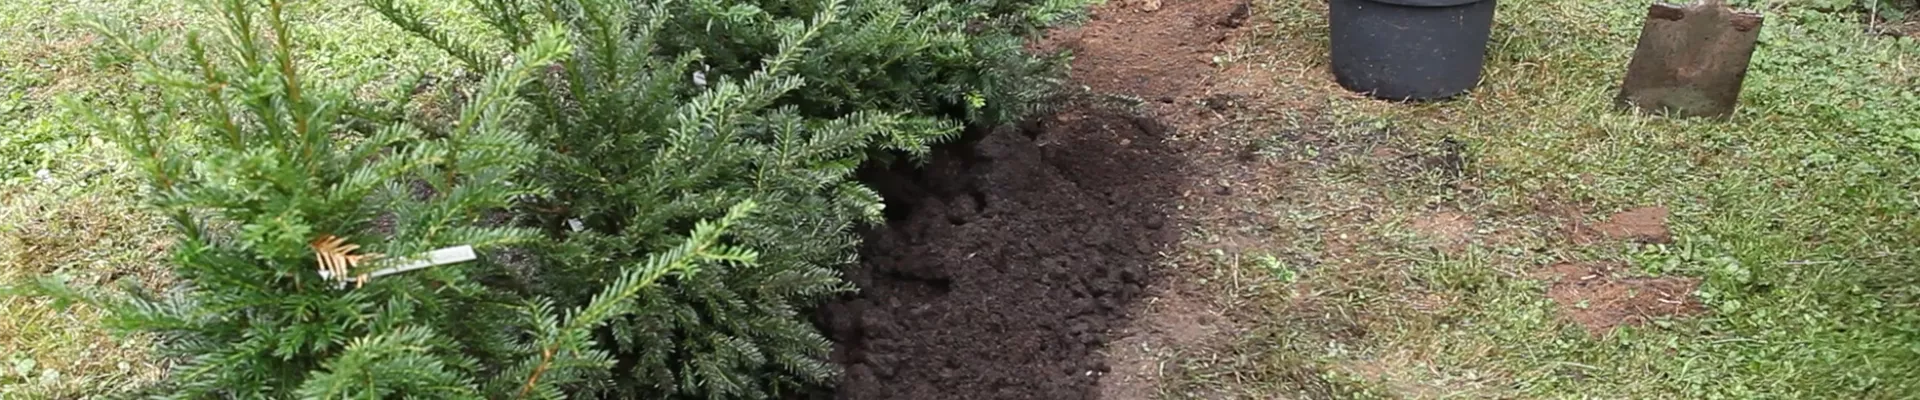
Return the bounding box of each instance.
[318,245,477,285]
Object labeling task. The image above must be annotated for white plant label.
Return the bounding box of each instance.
[319,245,478,283]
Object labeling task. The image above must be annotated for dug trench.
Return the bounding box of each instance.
[820,107,1187,400]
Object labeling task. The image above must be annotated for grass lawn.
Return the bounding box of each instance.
[1,0,1916,398]
[1153,0,1920,398]
[3,1,178,395]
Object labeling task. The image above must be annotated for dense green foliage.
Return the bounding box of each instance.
[651,0,1087,124]
[370,0,1089,395]
[7,0,1091,394]
[63,1,552,394]
[300,0,1089,397]
[23,0,769,397]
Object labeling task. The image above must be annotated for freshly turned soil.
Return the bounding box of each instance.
[821,107,1184,400]
[815,0,1254,395]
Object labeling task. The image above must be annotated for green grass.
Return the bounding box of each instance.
[1159,0,1920,399]
[2,1,180,396]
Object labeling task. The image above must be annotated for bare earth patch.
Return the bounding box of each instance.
[1540,262,1704,336]
[1550,206,1696,336]
[1097,289,1233,400]
[1593,206,1672,244]
[1037,0,1253,129]
[1568,205,1673,245]
[1409,211,1475,253]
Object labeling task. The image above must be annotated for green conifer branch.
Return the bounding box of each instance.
[366,0,499,75]
[515,201,759,398]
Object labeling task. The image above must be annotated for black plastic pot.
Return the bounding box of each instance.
[1328,0,1497,101]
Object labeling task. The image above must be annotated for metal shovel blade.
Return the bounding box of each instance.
[1614,1,1764,119]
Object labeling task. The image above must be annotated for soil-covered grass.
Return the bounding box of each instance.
[1142,0,1920,398]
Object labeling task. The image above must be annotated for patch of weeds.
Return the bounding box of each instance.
[1252,253,1300,285]
[1198,248,1307,301]
[1158,303,1391,400]
[1,178,170,398]
[1223,0,1920,397]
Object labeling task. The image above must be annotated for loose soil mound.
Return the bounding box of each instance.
[1541,262,1705,336]
[822,107,1183,400]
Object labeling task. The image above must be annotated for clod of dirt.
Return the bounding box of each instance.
[1541,262,1704,336]
[1202,93,1238,112]
[1593,206,1672,244]
[1217,1,1252,28]
[826,107,1183,400]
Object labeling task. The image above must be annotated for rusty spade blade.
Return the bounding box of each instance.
[1614,0,1764,119]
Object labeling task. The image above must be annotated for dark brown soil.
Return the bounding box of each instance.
[822,107,1184,400]
[1541,262,1705,336]
[814,0,1259,396]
